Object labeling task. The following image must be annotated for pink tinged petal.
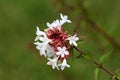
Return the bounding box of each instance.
[63,16,71,23]
[36,27,40,35]
[64,16,67,20]
[66,20,71,23]
[58,59,70,70]
[56,52,60,55]
[65,51,69,55]
[34,41,40,45]
[60,13,64,19]
[46,22,51,28]
[57,47,61,51]
[74,34,79,40]
[69,41,72,45]
[55,19,60,25]
[39,48,46,57]
[34,42,47,57]
[47,58,59,70]
[39,37,44,41]
[63,47,66,51]
[61,54,65,58]
[67,34,79,46]
[62,59,70,67]
[75,37,79,41]
[61,66,65,70]
[56,47,69,57]
[35,27,46,41]
[36,26,45,36]
[39,36,51,46]
[60,13,71,25]
[73,41,77,46]
[34,36,39,41]
[46,45,55,57]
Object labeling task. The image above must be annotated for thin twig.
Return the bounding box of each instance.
[73,46,119,80]
[73,15,81,34]
[78,0,120,50]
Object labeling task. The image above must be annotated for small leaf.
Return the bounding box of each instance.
[78,41,85,44]
[116,71,120,80]
[109,77,112,80]
[76,54,82,58]
[100,50,112,64]
[94,68,100,80]
[84,54,93,61]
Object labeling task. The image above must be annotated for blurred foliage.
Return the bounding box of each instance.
[94,68,100,80]
[0,0,120,80]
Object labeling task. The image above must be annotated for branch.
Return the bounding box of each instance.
[73,46,119,80]
[78,0,120,50]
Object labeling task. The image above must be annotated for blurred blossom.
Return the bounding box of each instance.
[34,13,79,70]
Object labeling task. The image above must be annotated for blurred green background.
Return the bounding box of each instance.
[0,0,120,80]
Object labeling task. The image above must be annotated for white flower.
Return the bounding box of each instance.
[35,26,45,41]
[34,32,52,57]
[39,47,46,57]
[56,47,69,58]
[34,42,47,57]
[47,20,61,29]
[60,13,71,25]
[58,59,70,70]
[34,13,73,70]
[46,22,55,29]
[46,45,55,57]
[67,34,79,46]
[46,13,71,30]
[34,35,52,57]
[47,57,59,70]
[39,36,51,45]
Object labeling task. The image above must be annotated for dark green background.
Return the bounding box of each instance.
[0,0,120,80]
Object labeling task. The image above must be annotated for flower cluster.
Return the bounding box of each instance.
[34,13,79,70]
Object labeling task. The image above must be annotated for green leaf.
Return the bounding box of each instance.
[99,50,112,64]
[84,54,93,61]
[109,77,112,80]
[116,72,120,80]
[76,54,82,58]
[94,68,100,80]
[78,41,85,44]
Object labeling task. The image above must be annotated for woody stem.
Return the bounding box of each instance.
[73,46,119,80]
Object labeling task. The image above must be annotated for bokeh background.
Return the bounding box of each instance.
[0,0,120,80]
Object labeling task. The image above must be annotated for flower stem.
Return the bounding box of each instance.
[73,46,119,80]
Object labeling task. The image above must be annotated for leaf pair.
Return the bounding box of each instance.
[94,50,112,80]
